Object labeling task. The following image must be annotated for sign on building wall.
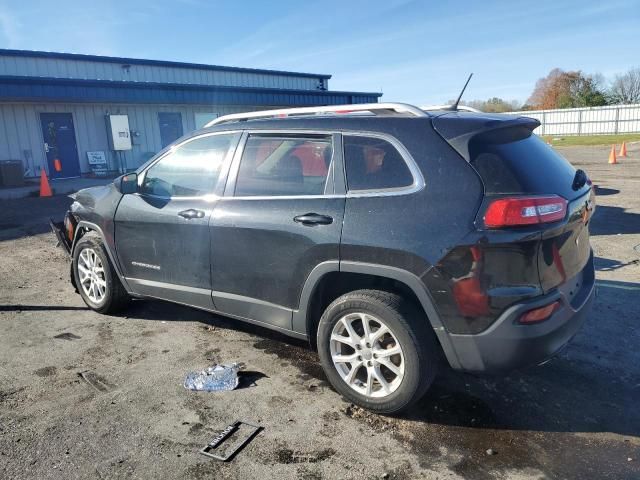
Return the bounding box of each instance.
[87,151,108,176]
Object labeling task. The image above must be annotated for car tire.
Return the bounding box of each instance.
[317,289,438,414]
[73,234,130,314]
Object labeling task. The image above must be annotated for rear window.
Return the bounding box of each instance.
[344,136,413,192]
[469,128,578,196]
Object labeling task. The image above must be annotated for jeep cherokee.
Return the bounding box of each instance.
[51,103,595,413]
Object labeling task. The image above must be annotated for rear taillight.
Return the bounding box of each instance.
[484,195,568,228]
[519,300,561,324]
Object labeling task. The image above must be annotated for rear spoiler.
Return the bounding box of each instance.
[432,113,540,161]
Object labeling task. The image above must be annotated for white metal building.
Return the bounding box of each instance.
[0,49,380,180]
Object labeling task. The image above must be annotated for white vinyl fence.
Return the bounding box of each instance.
[503,104,640,136]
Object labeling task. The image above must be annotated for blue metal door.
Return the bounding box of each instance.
[158,112,183,148]
[39,113,81,179]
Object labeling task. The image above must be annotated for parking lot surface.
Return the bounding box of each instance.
[1,145,639,479]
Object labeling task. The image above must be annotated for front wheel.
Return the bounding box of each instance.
[317,289,438,414]
[73,234,130,314]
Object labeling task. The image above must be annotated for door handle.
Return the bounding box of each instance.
[293,213,333,226]
[178,209,205,220]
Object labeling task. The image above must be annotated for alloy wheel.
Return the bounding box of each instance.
[329,312,405,398]
[77,248,107,304]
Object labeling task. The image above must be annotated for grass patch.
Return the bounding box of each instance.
[542,133,640,147]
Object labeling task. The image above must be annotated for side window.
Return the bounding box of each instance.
[235,135,333,197]
[141,134,234,197]
[344,136,413,191]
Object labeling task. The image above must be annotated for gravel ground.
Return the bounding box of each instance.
[0,144,639,479]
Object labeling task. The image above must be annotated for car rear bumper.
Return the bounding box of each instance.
[446,251,595,373]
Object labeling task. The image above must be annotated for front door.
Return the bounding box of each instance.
[210,132,345,330]
[158,112,184,148]
[39,113,81,179]
[114,132,239,308]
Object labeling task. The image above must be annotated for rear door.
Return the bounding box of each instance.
[114,131,240,308]
[210,131,345,330]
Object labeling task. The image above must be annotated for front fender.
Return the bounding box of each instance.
[71,220,133,294]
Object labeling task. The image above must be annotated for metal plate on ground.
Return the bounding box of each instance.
[199,420,262,462]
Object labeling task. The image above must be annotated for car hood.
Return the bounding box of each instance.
[70,183,121,211]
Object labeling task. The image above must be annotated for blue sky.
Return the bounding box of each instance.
[0,0,638,104]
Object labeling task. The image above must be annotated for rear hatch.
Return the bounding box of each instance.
[433,112,594,294]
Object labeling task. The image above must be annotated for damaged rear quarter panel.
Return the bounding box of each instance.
[340,119,485,317]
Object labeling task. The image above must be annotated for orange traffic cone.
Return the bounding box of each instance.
[53,158,62,172]
[618,142,627,157]
[39,169,53,197]
[608,145,617,165]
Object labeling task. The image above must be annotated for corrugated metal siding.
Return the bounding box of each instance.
[0,76,380,106]
[0,102,275,177]
[0,54,324,91]
[0,52,382,179]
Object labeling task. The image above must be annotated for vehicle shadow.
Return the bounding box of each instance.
[121,280,640,438]
[237,370,270,389]
[594,256,639,271]
[589,204,640,236]
[0,195,73,242]
[0,304,88,312]
[124,299,326,384]
[124,299,311,351]
[594,185,619,196]
[0,221,58,242]
[403,278,640,438]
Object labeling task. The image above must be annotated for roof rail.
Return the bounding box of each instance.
[206,102,427,127]
[420,104,482,113]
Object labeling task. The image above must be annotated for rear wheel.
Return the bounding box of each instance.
[317,289,438,414]
[73,234,130,314]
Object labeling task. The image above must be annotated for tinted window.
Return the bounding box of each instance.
[235,135,332,196]
[469,128,578,196]
[344,136,413,191]
[141,134,234,197]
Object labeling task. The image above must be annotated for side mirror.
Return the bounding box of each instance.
[118,173,138,194]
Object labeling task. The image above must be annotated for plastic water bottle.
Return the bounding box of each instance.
[184,363,240,391]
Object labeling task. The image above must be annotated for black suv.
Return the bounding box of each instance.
[52,103,595,413]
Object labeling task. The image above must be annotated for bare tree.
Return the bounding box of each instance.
[610,68,640,104]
